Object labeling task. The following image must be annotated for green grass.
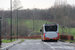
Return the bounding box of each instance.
[21,39,24,42]
[59,27,75,37]
[71,28,75,36]
[6,18,75,37]
[6,18,52,32]
[2,39,17,43]
[18,39,24,43]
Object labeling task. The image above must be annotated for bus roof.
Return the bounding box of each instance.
[43,24,58,26]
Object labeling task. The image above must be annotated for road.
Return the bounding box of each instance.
[9,39,75,50]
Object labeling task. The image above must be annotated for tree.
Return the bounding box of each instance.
[12,0,22,36]
[13,0,21,10]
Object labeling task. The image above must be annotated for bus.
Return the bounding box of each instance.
[40,24,59,42]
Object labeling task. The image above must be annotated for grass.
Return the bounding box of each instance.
[21,39,24,42]
[2,39,17,43]
[6,18,52,32]
[18,39,24,43]
[6,18,75,37]
[71,28,75,36]
[59,27,75,37]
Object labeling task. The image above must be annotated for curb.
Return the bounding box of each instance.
[0,40,21,50]
[0,44,14,50]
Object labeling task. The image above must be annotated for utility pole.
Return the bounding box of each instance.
[0,17,2,48]
[17,7,22,40]
[10,0,12,42]
[33,5,35,31]
[17,9,18,40]
[5,16,7,39]
[0,9,3,47]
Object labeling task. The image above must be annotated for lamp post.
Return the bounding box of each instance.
[5,16,7,39]
[17,7,22,40]
[0,17,2,48]
[17,9,18,40]
[33,5,35,31]
[10,0,12,42]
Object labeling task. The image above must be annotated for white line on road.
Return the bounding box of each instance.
[44,42,55,50]
[64,43,69,44]
[22,43,26,45]
[21,43,41,45]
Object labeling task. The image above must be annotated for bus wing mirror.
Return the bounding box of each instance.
[40,29,42,32]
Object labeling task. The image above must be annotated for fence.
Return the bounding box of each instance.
[1,35,74,40]
[2,36,41,39]
[60,35,74,40]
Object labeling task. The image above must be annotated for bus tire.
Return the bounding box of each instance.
[55,40,57,42]
[41,39,43,41]
[42,40,45,42]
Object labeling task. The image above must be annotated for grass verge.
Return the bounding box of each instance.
[18,39,24,44]
[2,39,17,43]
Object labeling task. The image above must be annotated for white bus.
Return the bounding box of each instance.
[40,24,59,42]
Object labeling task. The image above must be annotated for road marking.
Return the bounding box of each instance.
[64,43,69,44]
[29,43,33,44]
[36,43,40,44]
[21,43,41,45]
[50,46,74,49]
[44,42,55,50]
[22,43,26,45]
[44,43,74,49]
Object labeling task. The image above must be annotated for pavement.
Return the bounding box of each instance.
[8,39,75,50]
[0,39,21,50]
[0,39,75,50]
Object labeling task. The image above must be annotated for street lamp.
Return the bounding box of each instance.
[33,5,35,31]
[10,0,12,42]
[5,16,7,39]
[17,7,22,40]
[0,17,2,48]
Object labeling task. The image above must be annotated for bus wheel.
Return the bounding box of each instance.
[55,40,57,42]
[41,40,45,42]
[41,39,43,41]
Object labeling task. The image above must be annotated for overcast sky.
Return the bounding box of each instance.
[0,0,75,10]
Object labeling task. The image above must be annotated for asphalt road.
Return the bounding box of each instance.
[9,39,75,50]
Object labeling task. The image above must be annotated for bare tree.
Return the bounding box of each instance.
[12,0,21,36]
[13,0,21,10]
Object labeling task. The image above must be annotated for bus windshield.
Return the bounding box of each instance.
[45,26,57,32]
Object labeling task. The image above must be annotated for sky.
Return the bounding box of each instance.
[0,0,75,10]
